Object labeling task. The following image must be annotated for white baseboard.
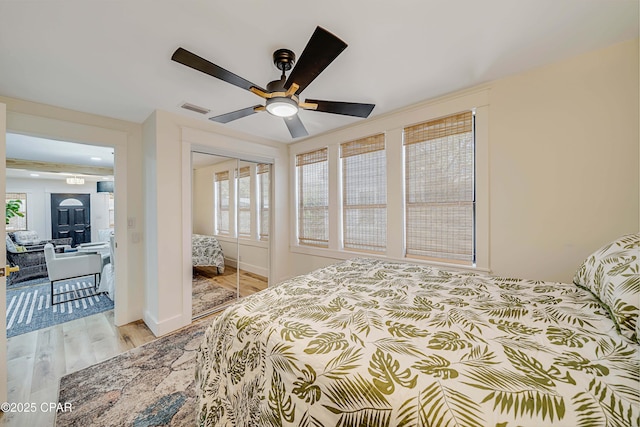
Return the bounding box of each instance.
[143,310,190,337]
[223,257,267,278]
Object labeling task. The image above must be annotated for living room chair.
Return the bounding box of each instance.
[6,232,73,286]
[43,244,102,305]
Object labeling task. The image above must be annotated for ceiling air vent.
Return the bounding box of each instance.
[180,102,210,115]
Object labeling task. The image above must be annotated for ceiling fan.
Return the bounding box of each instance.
[171,26,375,138]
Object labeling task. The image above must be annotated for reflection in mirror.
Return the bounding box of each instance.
[236,160,270,297]
[190,153,272,318]
[191,152,239,319]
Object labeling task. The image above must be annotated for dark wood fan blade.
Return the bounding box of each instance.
[172,47,266,93]
[284,114,308,138]
[304,99,375,118]
[284,27,347,95]
[209,105,262,124]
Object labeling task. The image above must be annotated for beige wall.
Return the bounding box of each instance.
[489,38,638,281]
[287,38,639,284]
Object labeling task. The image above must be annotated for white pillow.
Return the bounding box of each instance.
[574,233,640,343]
[12,230,40,245]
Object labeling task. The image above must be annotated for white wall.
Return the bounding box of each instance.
[286,38,639,284]
[143,110,288,336]
[6,177,111,242]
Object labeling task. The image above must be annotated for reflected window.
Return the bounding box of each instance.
[214,171,230,235]
[257,164,270,241]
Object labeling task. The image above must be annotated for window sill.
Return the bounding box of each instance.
[215,234,269,249]
[289,244,491,275]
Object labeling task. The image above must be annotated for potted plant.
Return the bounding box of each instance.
[6,199,24,225]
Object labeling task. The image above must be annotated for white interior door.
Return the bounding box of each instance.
[0,103,8,402]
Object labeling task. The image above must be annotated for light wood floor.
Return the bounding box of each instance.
[0,268,267,426]
[0,310,159,426]
[193,265,268,299]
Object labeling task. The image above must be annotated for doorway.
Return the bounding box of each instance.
[51,193,91,246]
[5,134,118,336]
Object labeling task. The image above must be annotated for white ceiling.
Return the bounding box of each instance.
[6,133,114,168]
[6,133,114,181]
[0,1,637,143]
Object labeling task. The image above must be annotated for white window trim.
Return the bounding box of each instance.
[289,88,490,273]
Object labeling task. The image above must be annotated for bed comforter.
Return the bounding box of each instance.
[192,234,225,274]
[196,258,639,426]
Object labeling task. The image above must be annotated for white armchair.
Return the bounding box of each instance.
[44,244,102,305]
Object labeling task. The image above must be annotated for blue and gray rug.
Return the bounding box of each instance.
[6,277,114,338]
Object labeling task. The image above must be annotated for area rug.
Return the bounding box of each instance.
[192,272,236,317]
[6,277,114,338]
[57,320,210,426]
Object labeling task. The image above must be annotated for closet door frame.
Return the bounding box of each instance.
[181,138,274,324]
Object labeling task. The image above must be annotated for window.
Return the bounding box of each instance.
[341,134,386,252]
[404,111,475,264]
[257,163,270,241]
[237,166,251,237]
[214,171,230,235]
[6,192,27,232]
[108,193,115,228]
[296,148,329,247]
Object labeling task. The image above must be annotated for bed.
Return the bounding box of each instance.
[195,234,639,426]
[192,234,225,274]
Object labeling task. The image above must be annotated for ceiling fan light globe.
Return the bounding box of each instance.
[265,97,298,118]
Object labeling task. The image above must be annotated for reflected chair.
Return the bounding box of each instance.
[43,244,102,305]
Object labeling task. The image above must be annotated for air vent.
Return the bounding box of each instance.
[180,102,210,115]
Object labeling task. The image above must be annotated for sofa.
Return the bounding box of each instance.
[6,231,73,287]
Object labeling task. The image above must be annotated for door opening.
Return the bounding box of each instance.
[51,193,91,246]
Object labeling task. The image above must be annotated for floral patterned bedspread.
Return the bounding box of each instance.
[192,234,225,273]
[195,258,639,426]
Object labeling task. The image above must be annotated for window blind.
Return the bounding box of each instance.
[341,134,386,252]
[237,166,251,237]
[296,148,329,247]
[404,111,474,264]
[257,163,270,241]
[214,171,230,235]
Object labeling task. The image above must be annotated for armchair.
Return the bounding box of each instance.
[43,244,102,305]
[6,232,73,286]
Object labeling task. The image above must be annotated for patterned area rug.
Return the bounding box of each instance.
[192,272,236,317]
[57,320,210,426]
[6,277,114,338]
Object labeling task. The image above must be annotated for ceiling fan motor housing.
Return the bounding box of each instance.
[273,49,295,72]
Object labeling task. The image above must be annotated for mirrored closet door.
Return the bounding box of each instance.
[191,152,271,319]
[236,160,270,297]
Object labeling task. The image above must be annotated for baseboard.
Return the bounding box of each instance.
[223,257,266,278]
[143,310,189,337]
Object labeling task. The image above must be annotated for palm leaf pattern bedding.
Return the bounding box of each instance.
[196,258,639,426]
[192,234,225,274]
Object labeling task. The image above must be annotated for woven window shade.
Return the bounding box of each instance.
[297,148,329,247]
[237,167,251,237]
[404,111,475,264]
[296,148,328,166]
[214,173,230,235]
[214,171,229,182]
[341,134,386,252]
[257,164,270,240]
